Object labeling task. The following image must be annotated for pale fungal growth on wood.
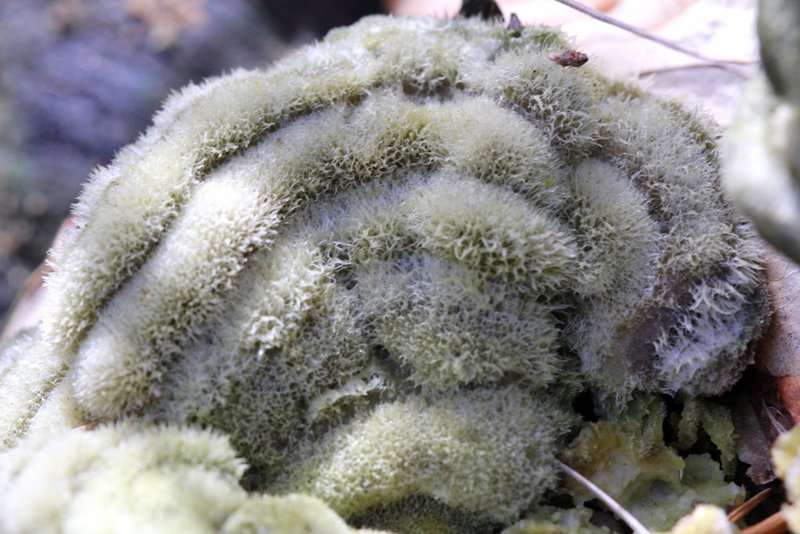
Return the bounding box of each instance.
[0,11,769,532]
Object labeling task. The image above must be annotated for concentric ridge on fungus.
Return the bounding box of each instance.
[0,13,769,531]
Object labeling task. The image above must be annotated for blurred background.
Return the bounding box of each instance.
[0,0,757,328]
[0,0,388,323]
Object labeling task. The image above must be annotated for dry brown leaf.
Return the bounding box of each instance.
[732,395,778,484]
[756,246,800,379]
[388,0,758,126]
[753,246,800,424]
[386,0,619,22]
[779,377,800,424]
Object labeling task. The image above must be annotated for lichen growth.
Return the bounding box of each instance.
[675,396,737,475]
[562,396,744,531]
[0,12,768,532]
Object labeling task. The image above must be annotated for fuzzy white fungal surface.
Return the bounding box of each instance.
[0,14,768,532]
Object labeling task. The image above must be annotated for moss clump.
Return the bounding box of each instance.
[0,13,768,532]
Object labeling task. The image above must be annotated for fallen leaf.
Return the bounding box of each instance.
[779,377,800,424]
[756,245,800,378]
[732,395,777,485]
[388,0,758,126]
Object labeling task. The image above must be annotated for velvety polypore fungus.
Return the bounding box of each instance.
[0,13,769,532]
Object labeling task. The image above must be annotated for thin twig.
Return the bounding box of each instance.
[729,488,774,523]
[557,460,652,534]
[637,62,756,77]
[549,0,750,78]
[740,510,789,534]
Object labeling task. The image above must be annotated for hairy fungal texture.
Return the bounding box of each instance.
[0,423,381,534]
[0,14,768,529]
